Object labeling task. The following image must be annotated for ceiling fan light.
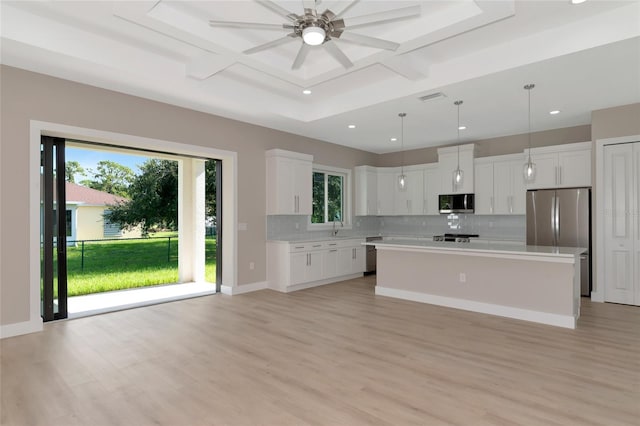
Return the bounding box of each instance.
[302,26,326,46]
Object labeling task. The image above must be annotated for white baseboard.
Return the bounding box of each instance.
[375,286,576,329]
[280,273,363,293]
[1,317,43,339]
[221,281,269,295]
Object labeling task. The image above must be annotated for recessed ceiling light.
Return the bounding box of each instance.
[549,110,561,115]
[571,0,587,4]
[390,137,397,142]
[348,124,356,129]
[302,89,312,95]
[458,126,467,130]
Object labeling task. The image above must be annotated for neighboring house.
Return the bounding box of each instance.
[64,182,142,241]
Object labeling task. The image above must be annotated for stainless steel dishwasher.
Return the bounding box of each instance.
[365,236,382,274]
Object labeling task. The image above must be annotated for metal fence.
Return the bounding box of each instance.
[67,236,175,272]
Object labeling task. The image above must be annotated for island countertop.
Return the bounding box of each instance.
[364,239,585,263]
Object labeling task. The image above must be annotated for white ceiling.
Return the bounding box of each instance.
[1,0,639,153]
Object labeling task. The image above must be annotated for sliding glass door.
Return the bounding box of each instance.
[41,136,68,321]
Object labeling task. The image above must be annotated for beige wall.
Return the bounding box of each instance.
[591,103,640,141]
[376,125,592,167]
[75,206,142,240]
[0,65,377,326]
[75,206,105,241]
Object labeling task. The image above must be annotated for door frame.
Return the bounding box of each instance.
[27,121,238,332]
[594,134,640,302]
[41,135,69,321]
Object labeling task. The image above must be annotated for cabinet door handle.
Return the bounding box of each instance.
[509,195,513,214]
[490,196,494,214]
[329,249,338,252]
[295,246,305,249]
[558,167,562,185]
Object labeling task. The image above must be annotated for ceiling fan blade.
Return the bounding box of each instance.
[324,40,353,69]
[209,20,289,31]
[244,34,298,54]
[334,0,361,19]
[292,43,311,70]
[343,5,421,29]
[255,0,298,21]
[337,32,399,51]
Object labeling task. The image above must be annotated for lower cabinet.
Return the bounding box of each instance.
[291,251,323,285]
[267,239,365,292]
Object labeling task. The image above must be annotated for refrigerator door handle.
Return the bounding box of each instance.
[553,195,560,246]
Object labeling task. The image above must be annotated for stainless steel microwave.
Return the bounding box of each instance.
[439,193,475,214]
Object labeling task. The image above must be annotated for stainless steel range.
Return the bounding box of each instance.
[433,233,479,243]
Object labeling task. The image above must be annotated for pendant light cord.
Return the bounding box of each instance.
[525,84,535,161]
[399,112,406,174]
[454,100,463,168]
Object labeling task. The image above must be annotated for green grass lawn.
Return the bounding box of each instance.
[64,235,217,297]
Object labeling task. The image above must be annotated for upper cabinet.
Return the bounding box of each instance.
[376,168,396,216]
[474,154,525,215]
[266,149,313,215]
[394,168,424,215]
[525,142,592,190]
[354,166,427,216]
[423,164,440,215]
[437,144,475,194]
[354,166,378,216]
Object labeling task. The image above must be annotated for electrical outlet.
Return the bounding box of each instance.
[459,272,466,283]
[249,262,255,270]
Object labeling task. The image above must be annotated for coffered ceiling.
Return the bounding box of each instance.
[1,1,639,153]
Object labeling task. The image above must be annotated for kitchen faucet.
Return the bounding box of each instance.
[332,220,343,236]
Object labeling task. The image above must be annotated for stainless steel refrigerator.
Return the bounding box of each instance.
[526,188,591,296]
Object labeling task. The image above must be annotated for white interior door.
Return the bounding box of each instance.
[604,144,635,304]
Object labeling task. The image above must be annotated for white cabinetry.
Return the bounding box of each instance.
[376,169,396,215]
[395,168,424,215]
[438,144,475,194]
[354,166,378,216]
[267,239,365,292]
[422,164,440,215]
[474,161,494,214]
[603,143,640,306]
[525,142,591,190]
[337,246,365,275]
[475,155,525,215]
[266,149,313,215]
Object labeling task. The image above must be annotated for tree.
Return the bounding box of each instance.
[105,159,177,234]
[105,159,218,235]
[65,161,85,183]
[205,160,216,218]
[80,160,134,197]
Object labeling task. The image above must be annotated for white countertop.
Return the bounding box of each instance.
[268,236,366,243]
[365,239,585,262]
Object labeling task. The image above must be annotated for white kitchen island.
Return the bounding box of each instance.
[366,240,585,329]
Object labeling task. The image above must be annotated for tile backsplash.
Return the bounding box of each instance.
[267,214,525,241]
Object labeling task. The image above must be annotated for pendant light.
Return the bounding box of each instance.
[452,100,464,190]
[523,83,536,182]
[398,112,407,191]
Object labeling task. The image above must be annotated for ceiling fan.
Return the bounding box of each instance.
[209,0,421,70]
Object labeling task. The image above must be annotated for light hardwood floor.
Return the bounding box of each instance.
[1,275,639,425]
